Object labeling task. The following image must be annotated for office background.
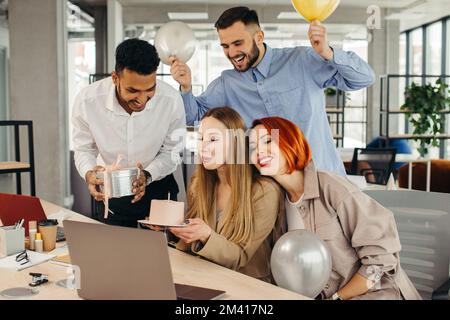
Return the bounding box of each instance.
[0,0,449,208]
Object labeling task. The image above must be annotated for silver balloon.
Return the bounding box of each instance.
[271,230,332,298]
[154,21,196,65]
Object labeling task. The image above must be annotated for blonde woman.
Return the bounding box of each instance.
[169,107,285,283]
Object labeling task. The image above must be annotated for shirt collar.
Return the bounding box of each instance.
[286,193,304,206]
[105,81,126,114]
[303,161,321,201]
[252,44,272,79]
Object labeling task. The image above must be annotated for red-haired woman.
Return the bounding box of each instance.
[249,117,421,300]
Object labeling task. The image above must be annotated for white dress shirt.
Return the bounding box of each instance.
[286,194,306,231]
[72,77,186,182]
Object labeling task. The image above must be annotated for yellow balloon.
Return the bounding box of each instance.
[291,0,340,22]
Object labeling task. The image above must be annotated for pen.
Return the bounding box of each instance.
[16,219,24,230]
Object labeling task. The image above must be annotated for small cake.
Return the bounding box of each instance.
[148,199,185,226]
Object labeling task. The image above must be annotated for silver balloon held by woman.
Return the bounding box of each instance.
[271,229,332,298]
[154,21,196,65]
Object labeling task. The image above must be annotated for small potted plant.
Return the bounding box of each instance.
[324,87,337,106]
[324,87,350,107]
[401,78,450,158]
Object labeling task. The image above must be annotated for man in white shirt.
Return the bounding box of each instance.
[72,39,186,228]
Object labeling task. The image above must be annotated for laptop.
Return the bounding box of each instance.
[0,194,47,236]
[0,193,66,241]
[63,220,226,300]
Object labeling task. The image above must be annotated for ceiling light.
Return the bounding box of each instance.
[264,31,294,39]
[277,12,304,20]
[385,12,425,20]
[168,12,209,20]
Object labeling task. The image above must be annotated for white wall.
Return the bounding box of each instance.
[0,23,13,194]
[8,0,70,205]
[107,0,123,72]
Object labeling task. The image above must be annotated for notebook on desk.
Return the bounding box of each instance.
[63,220,226,300]
[50,254,72,267]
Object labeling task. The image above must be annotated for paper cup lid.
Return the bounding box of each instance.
[38,219,58,227]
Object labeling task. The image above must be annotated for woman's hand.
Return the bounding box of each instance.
[333,272,376,300]
[148,225,165,232]
[170,218,212,244]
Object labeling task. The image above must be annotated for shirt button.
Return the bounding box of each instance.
[325,284,330,290]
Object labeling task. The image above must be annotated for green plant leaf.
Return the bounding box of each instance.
[401,78,448,157]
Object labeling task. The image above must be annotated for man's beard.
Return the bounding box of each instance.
[231,40,260,73]
[115,82,147,112]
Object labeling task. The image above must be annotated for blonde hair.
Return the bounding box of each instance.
[187,107,255,246]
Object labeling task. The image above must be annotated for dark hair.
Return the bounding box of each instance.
[215,6,260,30]
[115,38,160,75]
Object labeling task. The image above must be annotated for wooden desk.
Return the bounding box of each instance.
[0,200,309,300]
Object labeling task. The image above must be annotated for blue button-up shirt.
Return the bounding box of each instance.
[181,45,375,175]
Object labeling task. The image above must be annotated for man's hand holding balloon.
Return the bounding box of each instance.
[290,0,340,61]
[308,20,333,61]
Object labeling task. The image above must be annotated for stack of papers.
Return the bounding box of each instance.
[0,250,56,272]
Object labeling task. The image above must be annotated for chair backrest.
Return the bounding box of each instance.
[351,148,397,185]
[70,151,92,217]
[364,190,450,300]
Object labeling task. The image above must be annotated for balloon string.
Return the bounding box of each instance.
[103,154,124,219]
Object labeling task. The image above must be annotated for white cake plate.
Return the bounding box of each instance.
[137,220,189,228]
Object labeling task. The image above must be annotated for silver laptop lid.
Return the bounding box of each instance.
[63,220,177,300]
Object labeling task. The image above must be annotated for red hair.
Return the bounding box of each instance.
[252,117,312,173]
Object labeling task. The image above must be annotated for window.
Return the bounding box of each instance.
[426,22,442,75]
[410,28,423,75]
[447,19,450,76]
[342,40,368,148]
[398,33,407,134]
[68,40,96,151]
[446,19,450,157]
[401,17,450,159]
[399,33,407,76]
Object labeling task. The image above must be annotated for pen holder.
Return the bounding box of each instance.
[0,226,25,258]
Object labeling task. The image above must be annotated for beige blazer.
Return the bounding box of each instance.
[298,162,421,300]
[176,177,285,283]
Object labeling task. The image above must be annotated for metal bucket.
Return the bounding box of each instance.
[97,168,139,198]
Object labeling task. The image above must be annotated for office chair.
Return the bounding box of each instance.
[351,148,397,185]
[364,190,450,300]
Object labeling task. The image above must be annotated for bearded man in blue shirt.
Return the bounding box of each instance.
[170,6,375,175]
